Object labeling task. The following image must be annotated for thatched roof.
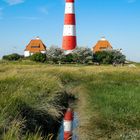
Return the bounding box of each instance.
[25,37,46,53]
[93,37,112,53]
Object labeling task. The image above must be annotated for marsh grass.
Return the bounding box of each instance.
[0,62,71,139]
[85,71,140,139]
[49,65,140,139]
[0,61,140,139]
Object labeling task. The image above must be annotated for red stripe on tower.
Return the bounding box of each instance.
[64,14,75,25]
[62,0,77,54]
[66,0,74,2]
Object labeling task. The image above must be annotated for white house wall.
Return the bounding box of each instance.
[24,51,30,57]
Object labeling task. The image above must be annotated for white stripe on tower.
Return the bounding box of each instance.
[65,3,75,14]
[63,25,76,36]
[62,0,77,53]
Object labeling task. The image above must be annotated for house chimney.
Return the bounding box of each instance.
[100,37,106,41]
[36,36,40,40]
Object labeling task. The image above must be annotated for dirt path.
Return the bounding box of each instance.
[72,85,95,140]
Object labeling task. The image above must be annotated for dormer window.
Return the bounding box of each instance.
[31,46,40,48]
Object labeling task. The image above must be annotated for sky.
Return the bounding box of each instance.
[0,0,140,62]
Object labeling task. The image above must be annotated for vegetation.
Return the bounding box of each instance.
[46,48,126,64]
[2,48,126,65]
[72,47,93,64]
[0,61,139,139]
[2,53,23,61]
[46,47,93,64]
[0,62,71,139]
[30,53,47,63]
[57,65,140,139]
[93,50,126,64]
[46,46,64,64]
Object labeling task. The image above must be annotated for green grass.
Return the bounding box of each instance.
[85,71,140,139]
[0,61,140,139]
[51,65,140,139]
[0,62,70,139]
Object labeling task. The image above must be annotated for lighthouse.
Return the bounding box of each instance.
[62,0,77,54]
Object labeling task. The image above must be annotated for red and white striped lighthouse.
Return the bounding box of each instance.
[62,0,77,54]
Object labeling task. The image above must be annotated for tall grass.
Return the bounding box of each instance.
[3,120,54,140]
[48,65,140,139]
[0,62,70,139]
[0,61,140,139]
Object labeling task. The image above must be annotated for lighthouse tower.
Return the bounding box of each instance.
[62,0,77,54]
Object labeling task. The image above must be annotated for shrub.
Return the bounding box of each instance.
[64,54,74,63]
[2,53,22,61]
[93,50,126,64]
[73,47,93,64]
[30,53,46,63]
[46,47,93,64]
[46,46,64,64]
[112,50,126,64]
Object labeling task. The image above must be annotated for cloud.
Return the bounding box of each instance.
[3,0,25,5]
[39,7,48,15]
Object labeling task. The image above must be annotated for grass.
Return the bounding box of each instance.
[85,70,140,139]
[0,61,70,139]
[0,60,140,139]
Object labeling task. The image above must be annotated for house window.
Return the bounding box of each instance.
[31,46,40,48]
[100,47,106,49]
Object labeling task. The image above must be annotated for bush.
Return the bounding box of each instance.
[46,47,93,64]
[93,50,126,64]
[64,54,74,63]
[73,47,93,64]
[2,53,22,61]
[30,53,46,63]
[46,46,64,64]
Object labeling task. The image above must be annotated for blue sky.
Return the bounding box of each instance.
[0,0,140,61]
